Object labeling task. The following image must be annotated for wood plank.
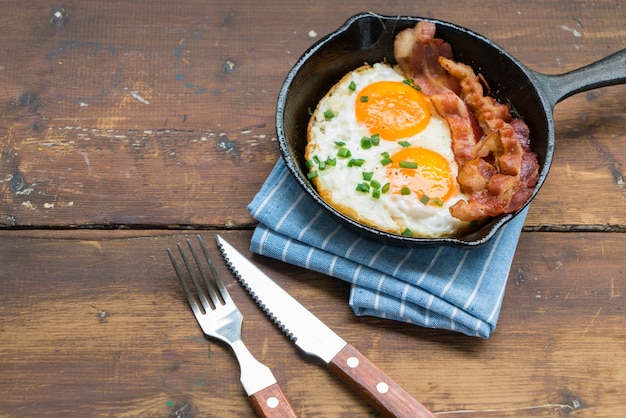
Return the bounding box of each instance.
[0,230,624,416]
[1,0,625,229]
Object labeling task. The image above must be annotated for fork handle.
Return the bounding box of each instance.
[249,382,298,417]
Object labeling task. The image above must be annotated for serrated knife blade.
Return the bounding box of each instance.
[216,235,435,418]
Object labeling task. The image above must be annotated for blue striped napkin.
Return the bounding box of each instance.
[248,159,527,338]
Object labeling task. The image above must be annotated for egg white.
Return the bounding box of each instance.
[306,62,471,238]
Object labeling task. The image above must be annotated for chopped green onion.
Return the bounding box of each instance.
[335,141,346,146]
[305,159,315,168]
[401,187,411,195]
[398,140,411,147]
[313,155,321,164]
[349,81,357,91]
[360,95,369,102]
[323,109,335,119]
[348,158,365,167]
[402,228,414,236]
[362,171,374,181]
[432,198,443,207]
[399,161,418,169]
[372,189,381,199]
[380,157,393,166]
[326,157,336,166]
[381,183,390,194]
[403,78,422,91]
[420,195,430,205]
[355,183,370,193]
[370,134,380,146]
[307,171,318,180]
[360,137,372,149]
[370,179,381,189]
[337,147,351,158]
[318,160,326,170]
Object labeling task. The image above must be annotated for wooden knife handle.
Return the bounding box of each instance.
[248,382,298,417]
[328,344,436,418]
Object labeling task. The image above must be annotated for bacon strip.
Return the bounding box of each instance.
[394,22,540,222]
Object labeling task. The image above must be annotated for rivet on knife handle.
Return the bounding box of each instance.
[329,344,435,418]
[249,383,298,418]
[216,235,435,418]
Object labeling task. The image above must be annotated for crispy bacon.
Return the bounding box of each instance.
[394,21,460,96]
[394,22,540,223]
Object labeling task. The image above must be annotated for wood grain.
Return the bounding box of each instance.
[0,231,624,416]
[1,0,625,229]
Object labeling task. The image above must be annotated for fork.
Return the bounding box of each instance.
[168,235,297,418]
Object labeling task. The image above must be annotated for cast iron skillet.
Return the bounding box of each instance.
[276,12,626,247]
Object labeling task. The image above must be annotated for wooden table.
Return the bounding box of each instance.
[1,1,625,416]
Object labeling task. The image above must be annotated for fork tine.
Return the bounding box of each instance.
[186,237,224,310]
[167,247,203,316]
[195,235,233,305]
[178,240,215,313]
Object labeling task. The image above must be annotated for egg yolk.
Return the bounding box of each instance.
[355,81,431,140]
[387,147,456,205]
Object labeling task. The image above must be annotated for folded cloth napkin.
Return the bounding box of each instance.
[248,159,528,338]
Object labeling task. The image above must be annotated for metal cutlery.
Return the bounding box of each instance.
[168,235,297,418]
[216,234,436,418]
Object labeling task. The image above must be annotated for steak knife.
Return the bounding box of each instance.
[216,235,436,418]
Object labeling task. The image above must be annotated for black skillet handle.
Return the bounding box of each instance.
[528,47,626,108]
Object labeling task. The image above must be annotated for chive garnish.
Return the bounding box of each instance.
[318,160,326,170]
[398,140,411,147]
[403,78,422,91]
[370,134,380,146]
[337,147,351,158]
[380,157,393,166]
[307,171,318,180]
[381,183,390,193]
[360,96,369,102]
[323,109,335,119]
[313,155,321,164]
[349,81,357,91]
[355,183,370,193]
[335,141,346,146]
[401,187,411,195]
[360,137,372,149]
[370,179,381,189]
[420,195,430,205]
[399,161,418,169]
[306,159,314,168]
[326,157,336,166]
[348,158,365,167]
[402,228,413,236]
[362,171,374,181]
[372,189,381,199]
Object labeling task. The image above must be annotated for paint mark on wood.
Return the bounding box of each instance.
[129,90,150,105]
[557,25,582,37]
[215,134,237,155]
[9,172,27,194]
[50,6,68,28]
[222,59,235,73]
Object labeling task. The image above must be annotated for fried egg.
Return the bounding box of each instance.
[305,62,471,237]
